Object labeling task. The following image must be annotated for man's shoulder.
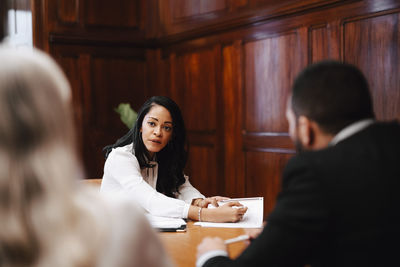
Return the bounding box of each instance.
[304,120,400,157]
[375,120,400,128]
[334,120,400,152]
[367,120,400,135]
[282,153,326,192]
[284,120,400,181]
[284,149,325,170]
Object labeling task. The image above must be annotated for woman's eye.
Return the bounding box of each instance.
[147,121,156,127]
[163,126,172,132]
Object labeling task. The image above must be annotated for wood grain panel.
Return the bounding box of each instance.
[147,49,169,97]
[51,47,149,179]
[168,48,218,132]
[310,21,341,63]
[222,41,246,197]
[245,151,294,217]
[244,32,303,133]
[164,46,222,197]
[310,24,329,63]
[185,145,219,197]
[91,56,147,129]
[243,133,294,152]
[85,56,148,177]
[85,0,140,28]
[344,12,400,121]
[55,55,83,155]
[187,131,215,147]
[232,0,248,9]
[172,0,227,20]
[57,0,78,24]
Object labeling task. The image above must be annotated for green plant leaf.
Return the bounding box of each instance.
[114,103,137,129]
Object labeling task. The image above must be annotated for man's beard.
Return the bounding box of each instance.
[294,137,304,154]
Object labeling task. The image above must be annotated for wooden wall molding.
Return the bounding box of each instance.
[56,0,79,25]
[169,0,228,23]
[48,33,152,47]
[243,133,294,150]
[308,21,341,63]
[157,0,349,44]
[186,131,216,147]
[41,0,354,47]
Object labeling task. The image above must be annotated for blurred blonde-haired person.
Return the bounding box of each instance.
[0,46,172,267]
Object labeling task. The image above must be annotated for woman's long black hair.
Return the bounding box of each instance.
[103,96,187,197]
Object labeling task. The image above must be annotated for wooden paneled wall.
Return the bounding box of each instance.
[33,0,400,216]
[32,0,153,179]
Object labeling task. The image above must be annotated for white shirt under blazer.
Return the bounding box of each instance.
[101,143,205,218]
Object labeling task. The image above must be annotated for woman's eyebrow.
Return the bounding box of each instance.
[148,117,172,125]
[148,116,159,121]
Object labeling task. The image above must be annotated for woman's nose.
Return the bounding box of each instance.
[153,126,162,136]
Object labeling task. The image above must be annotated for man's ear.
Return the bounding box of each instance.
[298,116,314,147]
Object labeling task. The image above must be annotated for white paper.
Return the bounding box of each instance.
[194,197,263,228]
[145,214,186,229]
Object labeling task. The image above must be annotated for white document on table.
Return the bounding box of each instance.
[194,197,263,228]
[145,214,186,229]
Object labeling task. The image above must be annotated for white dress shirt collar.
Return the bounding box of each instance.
[330,119,375,146]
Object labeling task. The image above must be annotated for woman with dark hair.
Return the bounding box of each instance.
[101,96,247,222]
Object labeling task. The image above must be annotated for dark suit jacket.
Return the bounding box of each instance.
[204,121,400,267]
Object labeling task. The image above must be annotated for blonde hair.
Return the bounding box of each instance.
[0,47,101,267]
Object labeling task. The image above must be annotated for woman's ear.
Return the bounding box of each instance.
[298,116,313,147]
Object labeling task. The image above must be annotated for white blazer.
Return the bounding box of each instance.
[101,143,205,218]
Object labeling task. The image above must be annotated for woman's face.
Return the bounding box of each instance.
[140,104,173,158]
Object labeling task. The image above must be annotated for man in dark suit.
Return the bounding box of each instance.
[196,61,400,267]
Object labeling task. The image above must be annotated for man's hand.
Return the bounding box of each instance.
[243,221,266,245]
[197,237,227,258]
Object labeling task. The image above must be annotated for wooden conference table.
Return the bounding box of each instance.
[80,180,247,266]
[159,221,247,267]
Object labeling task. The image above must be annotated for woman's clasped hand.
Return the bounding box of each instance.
[191,197,248,223]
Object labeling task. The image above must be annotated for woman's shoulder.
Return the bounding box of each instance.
[112,143,134,153]
[104,143,140,170]
[108,143,136,159]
